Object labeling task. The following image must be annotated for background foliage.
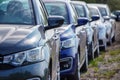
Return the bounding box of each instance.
[79,0,120,11]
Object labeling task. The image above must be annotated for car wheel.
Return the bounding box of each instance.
[101,40,107,51]
[108,37,112,46]
[81,47,88,72]
[47,67,51,80]
[94,46,100,58]
[88,42,94,60]
[112,35,115,42]
[94,41,100,58]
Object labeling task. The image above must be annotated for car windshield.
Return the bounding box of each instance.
[0,0,35,25]
[89,8,99,16]
[98,7,107,16]
[73,4,86,17]
[45,2,69,24]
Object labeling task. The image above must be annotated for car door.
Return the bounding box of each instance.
[38,1,60,80]
[76,26,87,64]
[71,3,87,65]
[90,21,98,50]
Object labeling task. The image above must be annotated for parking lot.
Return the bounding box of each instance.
[81,22,120,80]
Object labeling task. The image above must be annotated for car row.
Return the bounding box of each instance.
[0,0,116,80]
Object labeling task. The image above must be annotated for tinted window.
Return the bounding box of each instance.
[0,0,35,25]
[98,7,107,16]
[89,8,99,16]
[73,4,86,17]
[45,2,69,24]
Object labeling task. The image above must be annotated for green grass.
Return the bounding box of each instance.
[102,70,116,79]
[89,54,104,67]
[87,49,120,79]
[109,49,120,56]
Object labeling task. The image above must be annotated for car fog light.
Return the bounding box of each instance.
[60,57,73,71]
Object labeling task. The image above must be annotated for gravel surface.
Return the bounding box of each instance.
[81,22,120,80]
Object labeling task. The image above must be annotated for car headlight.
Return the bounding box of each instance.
[3,47,44,66]
[61,38,75,49]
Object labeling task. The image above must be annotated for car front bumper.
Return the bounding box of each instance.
[0,61,48,80]
[60,47,78,78]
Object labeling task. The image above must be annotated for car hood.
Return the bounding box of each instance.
[0,25,42,55]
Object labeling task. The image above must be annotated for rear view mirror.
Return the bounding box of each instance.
[77,17,89,26]
[111,13,117,20]
[91,15,100,21]
[45,16,64,30]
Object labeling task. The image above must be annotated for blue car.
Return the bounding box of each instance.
[44,0,88,80]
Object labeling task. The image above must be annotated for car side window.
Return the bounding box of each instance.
[38,0,48,26]
[89,8,99,16]
[70,4,77,24]
[45,2,69,24]
[98,7,107,17]
[72,4,86,17]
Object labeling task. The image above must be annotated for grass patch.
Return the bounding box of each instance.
[109,49,120,56]
[102,70,116,79]
[89,55,104,67]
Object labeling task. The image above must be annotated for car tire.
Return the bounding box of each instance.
[81,47,88,72]
[88,42,94,60]
[112,35,115,42]
[94,46,100,58]
[47,67,51,80]
[108,37,112,46]
[94,41,100,58]
[101,40,107,51]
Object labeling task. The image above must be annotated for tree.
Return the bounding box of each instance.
[80,0,120,11]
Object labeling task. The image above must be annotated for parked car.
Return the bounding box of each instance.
[0,0,64,80]
[91,4,116,46]
[71,1,100,60]
[44,0,88,80]
[87,4,107,51]
[112,10,120,21]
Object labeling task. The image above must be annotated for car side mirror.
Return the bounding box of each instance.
[91,15,100,21]
[77,17,89,26]
[45,16,64,30]
[111,13,117,20]
[103,16,110,20]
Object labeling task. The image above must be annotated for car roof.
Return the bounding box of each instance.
[43,0,68,3]
[114,10,120,12]
[70,1,86,5]
[87,4,98,9]
[88,3,108,8]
